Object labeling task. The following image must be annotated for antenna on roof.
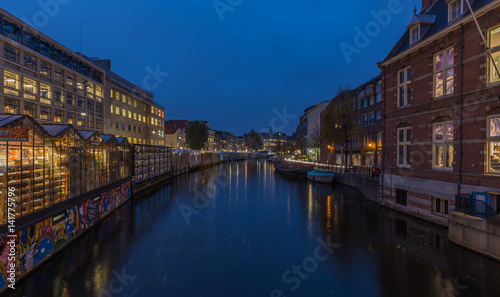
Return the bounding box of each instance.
[413,5,417,15]
[80,20,83,53]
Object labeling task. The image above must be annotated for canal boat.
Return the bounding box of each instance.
[267,155,278,163]
[274,161,312,177]
[307,170,335,184]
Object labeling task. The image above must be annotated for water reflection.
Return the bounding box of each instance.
[8,160,500,297]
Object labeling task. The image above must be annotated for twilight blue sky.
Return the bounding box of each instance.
[2,0,418,135]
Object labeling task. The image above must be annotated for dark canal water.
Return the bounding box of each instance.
[7,160,500,297]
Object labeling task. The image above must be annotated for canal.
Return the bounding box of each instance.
[7,160,500,297]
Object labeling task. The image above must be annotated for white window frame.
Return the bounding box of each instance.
[433,48,455,98]
[487,115,500,174]
[397,67,412,107]
[448,0,464,23]
[397,127,411,168]
[432,122,454,170]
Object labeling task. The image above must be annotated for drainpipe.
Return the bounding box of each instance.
[458,24,464,195]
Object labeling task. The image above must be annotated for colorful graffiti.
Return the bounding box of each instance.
[0,181,131,290]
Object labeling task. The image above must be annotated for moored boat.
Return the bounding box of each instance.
[307,170,335,184]
[274,161,312,177]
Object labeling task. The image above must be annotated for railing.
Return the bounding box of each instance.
[455,194,498,218]
[285,159,376,177]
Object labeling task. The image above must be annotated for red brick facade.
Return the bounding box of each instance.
[380,0,500,225]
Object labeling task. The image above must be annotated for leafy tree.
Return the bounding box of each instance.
[275,140,283,154]
[246,129,263,151]
[186,121,208,150]
[321,85,359,166]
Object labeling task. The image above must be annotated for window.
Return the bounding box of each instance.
[4,44,18,63]
[488,25,500,83]
[23,54,35,70]
[95,87,103,98]
[67,75,74,86]
[76,78,84,90]
[449,0,463,22]
[362,98,368,108]
[122,108,126,117]
[86,82,94,94]
[54,110,64,123]
[432,197,449,217]
[111,104,114,114]
[40,61,50,76]
[434,48,454,97]
[433,122,454,169]
[488,116,500,174]
[362,114,368,127]
[128,125,131,131]
[40,106,51,120]
[398,67,412,107]
[122,123,125,130]
[87,100,94,111]
[122,94,126,103]
[4,98,18,114]
[369,96,375,105]
[376,110,382,120]
[23,77,36,95]
[77,98,84,108]
[40,84,51,99]
[115,90,120,100]
[128,97,132,105]
[134,113,137,120]
[55,68,64,81]
[115,106,120,114]
[67,113,75,124]
[96,119,102,130]
[66,93,74,105]
[410,26,420,45]
[128,111,132,118]
[357,99,362,109]
[116,122,120,129]
[368,112,375,126]
[396,189,408,206]
[96,103,102,113]
[23,103,36,117]
[138,114,142,122]
[4,71,19,89]
[54,89,63,102]
[397,128,411,167]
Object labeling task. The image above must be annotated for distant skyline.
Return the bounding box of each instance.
[2,0,419,135]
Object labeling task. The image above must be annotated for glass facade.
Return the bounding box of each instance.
[0,115,131,224]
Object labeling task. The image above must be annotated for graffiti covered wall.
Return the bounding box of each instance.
[0,181,131,289]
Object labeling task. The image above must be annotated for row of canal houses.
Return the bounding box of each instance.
[321,0,500,227]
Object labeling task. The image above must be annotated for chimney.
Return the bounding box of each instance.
[421,0,437,12]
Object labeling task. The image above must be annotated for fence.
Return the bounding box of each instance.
[286,159,375,177]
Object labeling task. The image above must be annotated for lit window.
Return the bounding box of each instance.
[40,61,50,76]
[40,106,51,120]
[76,78,84,90]
[138,114,142,121]
[23,77,36,95]
[134,112,137,120]
[23,102,36,117]
[488,25,500,83]
[434,48,454,97]
[55,68,64,81]
[398,67,412,107]
[111,104,114,114]
[40,84,51,99]
[433,122,454,169]
[115,106,120,114]
[122,94,126,103]
[122,108,126,117]
[488,116,500,174]
[54,110,64,123]
[67,113,75,124]
[67,75,74,86]
[95,86,103,98]
[4,98,18,114]
[397,127,411,167]
[128,111,132,118]
[449,0,463,22]
[4,71,19,89]
[54,89,64,102]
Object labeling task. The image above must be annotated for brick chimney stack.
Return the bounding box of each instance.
[422,0,437,12]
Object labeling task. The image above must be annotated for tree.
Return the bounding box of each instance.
[246,129,263,151]
[186,121,208,150]
[308,124,322,162]
[275,140,283,154]
[321,85,359,166]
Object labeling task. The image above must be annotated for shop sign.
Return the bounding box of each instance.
[0,128,29,142]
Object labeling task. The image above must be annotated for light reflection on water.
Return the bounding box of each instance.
[8,160,500,297]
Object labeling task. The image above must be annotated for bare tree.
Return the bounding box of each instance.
[321,85,360,167]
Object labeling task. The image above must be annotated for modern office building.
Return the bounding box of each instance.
[0,8,105,132]
[91,58,165,145]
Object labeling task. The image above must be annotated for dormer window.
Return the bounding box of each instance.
[410,26,420,45]
[448,0,464,22]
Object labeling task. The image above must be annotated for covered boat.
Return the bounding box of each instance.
[307,170,335,184]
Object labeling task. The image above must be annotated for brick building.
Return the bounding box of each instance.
[321,75,383,167]
[379,0,500,225]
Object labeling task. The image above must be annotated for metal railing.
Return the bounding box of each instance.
[285,159,377,177]
[455,194,498,218]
